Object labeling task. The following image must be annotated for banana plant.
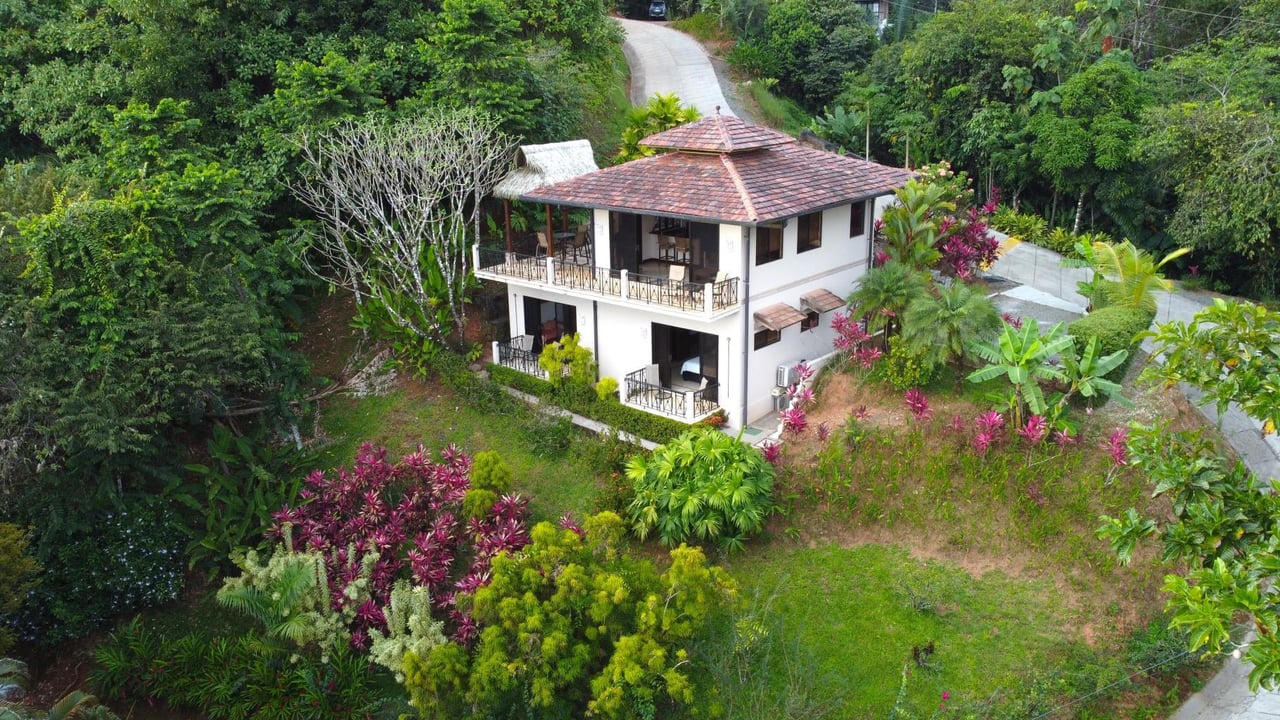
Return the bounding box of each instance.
[967,318,1073,427]
[1058,335,1130,408]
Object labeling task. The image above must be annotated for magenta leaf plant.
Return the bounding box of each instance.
[780,407,809,434]
[903,388,933,421]
[269,443,529,645]
[1016,415,1049,445]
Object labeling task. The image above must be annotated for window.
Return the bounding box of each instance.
[756,226,782,265]
[797,212,822,253]
[850,201,868,238]
[754,327,780,349]
[801,310,820,332]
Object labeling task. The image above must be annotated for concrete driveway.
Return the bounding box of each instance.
[617,18,739,117]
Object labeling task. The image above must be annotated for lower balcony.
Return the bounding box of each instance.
[623,365,720,423]
[493,335,547,379]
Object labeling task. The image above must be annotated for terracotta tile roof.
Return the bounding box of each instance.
[801,288,846,313]
[754,302,807,331]
[521,124,913,224]
[641,115,795,153]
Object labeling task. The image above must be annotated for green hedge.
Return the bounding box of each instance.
[488,364,690,444]
[1068,306,1155,381]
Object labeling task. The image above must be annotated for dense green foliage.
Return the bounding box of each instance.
[1,0,625,648]
[91,618,388,719]
[679,0,1280,295]
[0,526,39,655]
[1066,305,1153,381]
[403,513,738,719]
[626,428,776,551]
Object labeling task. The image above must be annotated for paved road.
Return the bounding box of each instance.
[989,239,1280,720]
[618,18,739,117]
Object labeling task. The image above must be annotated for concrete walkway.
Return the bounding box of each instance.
[618,19,739,117]
[989,240,1280,719]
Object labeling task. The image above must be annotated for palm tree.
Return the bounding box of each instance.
[902,281,1001,373]
[847,261,929,339]
[1091,240,1190,313]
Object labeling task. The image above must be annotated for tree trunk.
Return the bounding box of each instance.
[1072,190,1086,235]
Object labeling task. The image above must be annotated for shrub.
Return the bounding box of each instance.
[991,208,1047,246]
[880,335,935,391]
[595,376,619,402]
[538,333,596,389]
[462,451,514,519]
[1067,306,1154,381]
[524,411,574,457]
[403,513,737,720]
[167,424,311,571]
[12,495,185,647]
[0,524,40,655]
[266,443,530,648]
[626,428,776,551]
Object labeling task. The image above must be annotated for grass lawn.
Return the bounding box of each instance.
[316,379,610,523]
[726,543,1074,718]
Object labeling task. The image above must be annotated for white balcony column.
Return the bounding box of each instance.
[686,391,696,421]
[472,244,480,271]
[620,269,629,300]
[545,256,555,284]
[704,282,713,314]
[491,340,500,365]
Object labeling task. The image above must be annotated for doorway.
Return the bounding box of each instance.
[650,322,718,400]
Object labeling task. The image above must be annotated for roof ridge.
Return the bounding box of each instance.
[720,154,757,222]
[716,112,734,152]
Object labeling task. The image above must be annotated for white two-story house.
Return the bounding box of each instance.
[475,114,912,432]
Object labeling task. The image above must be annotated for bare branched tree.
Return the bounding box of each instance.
[292,107,517,347]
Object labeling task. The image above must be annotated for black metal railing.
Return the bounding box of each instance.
[551,259,623,295]
[477,248,547,283]
[691,381,720,418]
[623,368,687,417]
[626,274,708,312]
[496,337,543,377]
[710,277,739,310]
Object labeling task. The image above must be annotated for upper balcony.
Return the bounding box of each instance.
[474,245,741,318]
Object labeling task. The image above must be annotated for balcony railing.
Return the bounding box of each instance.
[493,336,546,378]
[475,247,739,315]
[623,366,720,422]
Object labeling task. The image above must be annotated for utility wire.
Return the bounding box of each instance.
[1026,646,1199,720]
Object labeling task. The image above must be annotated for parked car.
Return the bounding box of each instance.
[648,0,667,19]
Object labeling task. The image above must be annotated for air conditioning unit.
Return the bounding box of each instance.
[776,364,797,388]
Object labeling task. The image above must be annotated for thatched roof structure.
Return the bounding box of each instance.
[493,139,598,200]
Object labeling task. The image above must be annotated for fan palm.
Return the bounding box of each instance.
[902,281,1001,372]
[847,261,929,339]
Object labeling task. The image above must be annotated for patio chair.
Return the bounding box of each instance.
[572,224,590,262]
[712,270,729,306]
[535,232,549,258]
[675,236,691,263]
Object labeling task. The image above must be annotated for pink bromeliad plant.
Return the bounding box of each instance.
[974,410,1005,436]
[270,443,530,647]
[788,385,815,408]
